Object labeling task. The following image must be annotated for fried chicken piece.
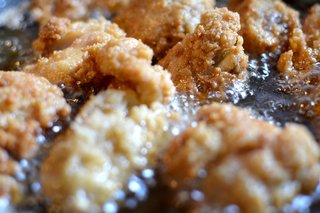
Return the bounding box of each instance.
[162,103,320,212]
[228,0,301,54]
[31,0,130,24]
[0,71,70,204]
[115,0,214,59]
[42,89,173,212]
[25,17,175,104]
[0,71,70,159]
[159,8,248,99]
[228,0,317,73]
[25,17,125,88]
[32,17,126,55]
[303,4,320,62]
[92,38,175,104]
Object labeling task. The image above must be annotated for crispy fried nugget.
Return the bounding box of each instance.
[31,0,130,24]
[229,0,317,73]
[229,0,301,54]
[159,8,248,98]
[25,18,125,86]
[25,17,175,104]
[41,89,172,212]
[0,71,70,203]
[92,38,175,104]
[163,103,320,212]
[115,0,214,59]
[0,71,70,159]
[32,17,125,55]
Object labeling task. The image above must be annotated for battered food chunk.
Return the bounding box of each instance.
[92,38,175,104]
[25,17,175,104]
[159,8,248,99]
[25,17,125,88]
[303,4,320,62]
[162,103,320,212]
[115,0,214,59]
[41,89,173,212]
[0,71,70,159]
[31,0,130,24]
[32,17,126,55]
[228,0,301,54]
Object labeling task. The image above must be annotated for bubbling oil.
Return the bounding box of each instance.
[1,0,320,212]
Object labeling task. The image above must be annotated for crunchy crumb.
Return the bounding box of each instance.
[229,0,318,74]
[41,89,173,212]
[92,37,175,104]
[0,149,21,177]
[0,149,22,203]
[277,28,316,74]
[32,17,126,56]
[159,8,248,99]
[0,71,70,204]
[115,0,214,59]
[31,0,130,24]
[25,17,175,104]
[0,175,22,204]
[303,4,320,62]
[162,103,320,212]
[276,2,319,74]
[0,71,70,159]
[228,0,301,54]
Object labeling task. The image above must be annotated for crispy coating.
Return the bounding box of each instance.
[277,28,316,74]
[115,0,214,59]
[162,103,320,212]
[0,149,22,203]
[0,149,20,177]
[92,38,175,104]
[228,0,317,73]
[277,3,320,74]
[32,17,126,55]
[0,175,21,204]
[25,18,125,86]
[0,71,70,159]
[303,4,320,62]
[41,89,172,212]
[159,8,248,99]
[229,0,301,54]
[0,71,69,204]
[31,0,130,24]
[25,17,175,105]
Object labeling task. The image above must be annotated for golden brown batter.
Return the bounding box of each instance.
[25,17,175,105]
[0,71,70,159]
[31,0,130,24]
[159,8,248,99]
[42,89,174,212]
[163,103,320,212]
[0,71,70,204]
[115,0,214,59]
